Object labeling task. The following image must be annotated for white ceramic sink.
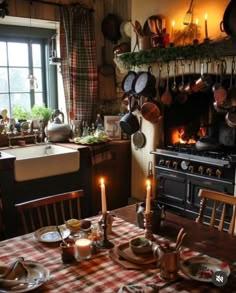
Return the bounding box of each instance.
[3,144,80,181]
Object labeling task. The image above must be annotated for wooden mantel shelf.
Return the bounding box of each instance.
[119,37,236,67]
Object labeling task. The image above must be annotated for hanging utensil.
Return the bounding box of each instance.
[161,63,172,106]
[177,61,188,104]
[214,60,227,104]
[132,116,146,150]
[183,0,194,25]
[171,61,178,94]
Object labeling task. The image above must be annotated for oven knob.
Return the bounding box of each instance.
[188,165,194,173]
[172,161,178,169]
[206,168,213,176]
[165,160,171,167]
[216,169,222,178]
[159,159,165,166]
[198,166,204,175]
[180,160,189,170]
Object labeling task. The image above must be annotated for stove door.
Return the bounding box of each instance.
[157,169,186,214]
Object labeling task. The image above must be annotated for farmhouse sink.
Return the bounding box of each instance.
[2,144,80,181]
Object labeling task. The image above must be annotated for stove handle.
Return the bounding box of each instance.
[186,181,191,205]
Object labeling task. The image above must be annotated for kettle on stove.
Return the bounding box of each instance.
[45,109,72,142]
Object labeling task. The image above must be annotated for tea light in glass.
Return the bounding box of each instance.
[75,238,92,260]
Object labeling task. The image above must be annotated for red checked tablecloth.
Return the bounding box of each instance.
[0,216,235,293]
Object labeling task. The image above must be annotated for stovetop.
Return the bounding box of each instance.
[151,144,236,167]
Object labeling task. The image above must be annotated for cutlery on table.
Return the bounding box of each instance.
[175,232,187,251]
[56,226,68,246]
[174,228,185,250]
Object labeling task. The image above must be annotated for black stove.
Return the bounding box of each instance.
[151,145,236,224]
[152,145,236,168]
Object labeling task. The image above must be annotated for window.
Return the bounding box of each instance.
[0,24,58,117]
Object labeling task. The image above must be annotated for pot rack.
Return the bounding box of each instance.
[119,37,236,68]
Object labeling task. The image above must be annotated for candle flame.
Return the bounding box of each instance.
[146,179,151,188]
[172,20,175,27]
[205,13,208,20]
[196,18,199,25]
[100,177,104,186]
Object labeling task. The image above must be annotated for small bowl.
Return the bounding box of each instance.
[129,237,153,254]
[80,220,92,232]
[65,218,81,233]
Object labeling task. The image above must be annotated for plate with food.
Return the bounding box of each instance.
[0,260,50,292]
[180,255,230,282]
[34,226,70,243]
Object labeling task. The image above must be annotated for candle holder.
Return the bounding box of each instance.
[193,39,199,45]
[144,212,154,241]
[204,38,210,43]
[97,212,114,249]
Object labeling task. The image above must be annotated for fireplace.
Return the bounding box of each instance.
[151,89,236,227]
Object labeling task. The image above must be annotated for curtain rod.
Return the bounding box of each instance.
[26,0,94,11]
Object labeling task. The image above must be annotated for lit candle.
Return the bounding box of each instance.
[100,178,107,215]
[75,238,92,260]
[195,18,199,40]
[145,180,151,214]
[171,20,175,43]
[204,13,208,39]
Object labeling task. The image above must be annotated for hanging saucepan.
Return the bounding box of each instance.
[132,116,146,150]
[121,71,137,93]
[195,136,221,151]
[132,66,156,97]
[120,96,140,135]
[220,0,236,36]
[141,94,162,124]
[225,111,236,128]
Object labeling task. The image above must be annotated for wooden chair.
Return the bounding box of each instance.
[15,190,84,234]
[196,189,236,235]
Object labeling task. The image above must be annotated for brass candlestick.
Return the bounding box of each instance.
[97,212,114,249]
[144,212,154,241]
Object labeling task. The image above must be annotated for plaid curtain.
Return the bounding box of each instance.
[60,5,98,124]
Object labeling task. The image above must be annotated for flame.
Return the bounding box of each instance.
[171,128,197,144]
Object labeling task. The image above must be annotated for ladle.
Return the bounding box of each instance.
[171,61,178,94]
[161,63,172,106]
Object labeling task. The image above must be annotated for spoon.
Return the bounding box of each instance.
[56,226,68,246]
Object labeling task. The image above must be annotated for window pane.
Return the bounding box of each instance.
[11,93,31,112]
[0,93,10,112]
[0,68,8,93]
[0,42,7,66]
[8,42,28,67]
[9,68,29,92]
[35,92,43,105]
[32,44,41,67]
[33,68,42,92]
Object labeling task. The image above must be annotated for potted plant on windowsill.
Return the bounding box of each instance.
[30,105,53,137]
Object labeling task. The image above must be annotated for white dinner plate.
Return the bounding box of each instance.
[180,255,230,282]
[0,261,50,292]
[33,225,70,243]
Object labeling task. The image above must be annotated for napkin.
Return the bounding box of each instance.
[118,284,158,293]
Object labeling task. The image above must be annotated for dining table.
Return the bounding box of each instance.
[0,204,235,292]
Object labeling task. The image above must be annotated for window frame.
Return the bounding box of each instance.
[0,24,58,115]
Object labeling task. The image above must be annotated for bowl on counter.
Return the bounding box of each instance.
[129,237,153,254]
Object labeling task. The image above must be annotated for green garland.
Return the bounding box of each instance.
[118,37,236,67]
